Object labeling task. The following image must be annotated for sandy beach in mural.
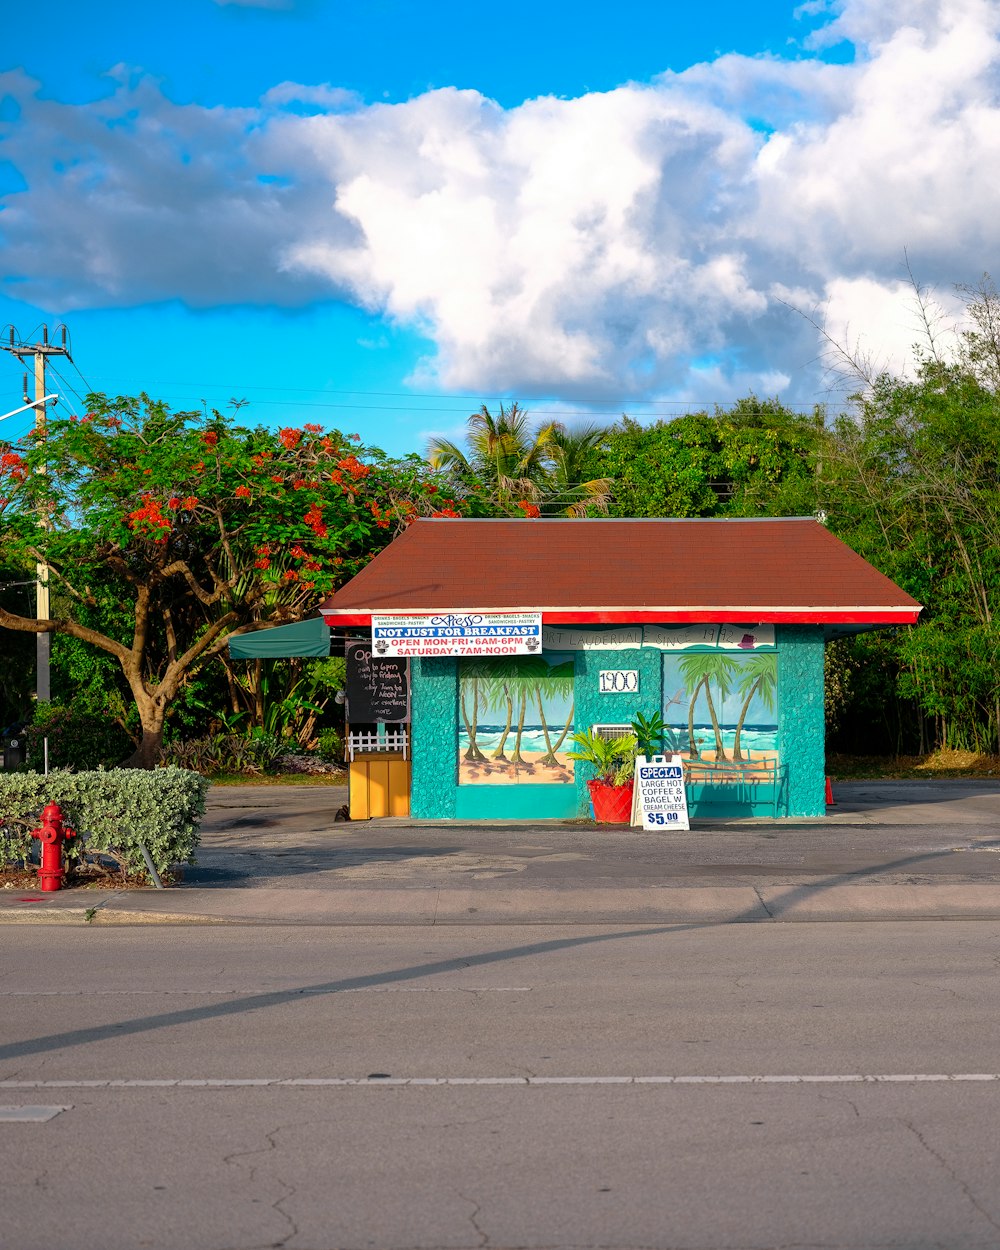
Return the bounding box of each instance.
[458,752,574,786]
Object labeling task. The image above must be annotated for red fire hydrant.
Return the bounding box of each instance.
[31,802,77,892]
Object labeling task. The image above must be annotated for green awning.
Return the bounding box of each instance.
[228,616,331,659]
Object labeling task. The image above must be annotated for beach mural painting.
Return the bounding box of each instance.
[662,651,779,765]
[458,654,575,785]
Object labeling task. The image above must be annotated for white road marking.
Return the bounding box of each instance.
[1,1074,998,1089]
[0,1105,72,1121]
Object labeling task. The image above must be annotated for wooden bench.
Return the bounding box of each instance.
[682,759,787,817]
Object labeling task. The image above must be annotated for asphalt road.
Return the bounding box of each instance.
[5,920,1000,1249]
[186,779,1000,891]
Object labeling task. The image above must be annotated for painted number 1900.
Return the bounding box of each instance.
[598,670,639,694]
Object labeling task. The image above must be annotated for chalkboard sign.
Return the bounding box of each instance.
[346,642,410,723]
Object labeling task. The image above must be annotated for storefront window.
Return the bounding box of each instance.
[458,654,575,785]
[662,650,779,766]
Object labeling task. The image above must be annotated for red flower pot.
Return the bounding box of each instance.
[587,778,634,824]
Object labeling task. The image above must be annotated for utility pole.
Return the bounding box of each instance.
[1,324,72,703]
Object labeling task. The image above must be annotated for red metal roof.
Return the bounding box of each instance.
[320,518,921,627]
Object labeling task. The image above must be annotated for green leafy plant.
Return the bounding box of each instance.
[315,728,344,764]
[630,712,667,759]
[567,729,638,787]
[26,702,133,772]
[161,732,284,777]
[0,767,207,881]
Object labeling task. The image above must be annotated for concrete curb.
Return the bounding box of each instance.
[4,883,1000,926]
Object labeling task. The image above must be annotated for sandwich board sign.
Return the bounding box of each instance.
[632,754,690,831]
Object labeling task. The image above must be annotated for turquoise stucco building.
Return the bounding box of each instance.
[321,518,921,821]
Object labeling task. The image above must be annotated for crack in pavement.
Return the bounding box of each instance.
[455,1187,490,1247]
[904,1119,1000,1235]
[221,1124,300,1249]
[751,885,774,919]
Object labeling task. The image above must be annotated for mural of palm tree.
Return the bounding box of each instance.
[460,661,493,762]
[677,652,740,760]
[461,656,575,773]
[481,657,528,762]
[531,658,575,765]
[731,653,778,761]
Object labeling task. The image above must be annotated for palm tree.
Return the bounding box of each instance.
[427,402,555,512]
[459,661,492,762]
[731,653,778,761]
[530,658,576,765]
[540,424,613,516]
[678,652,740,760]
[428,403,613,516]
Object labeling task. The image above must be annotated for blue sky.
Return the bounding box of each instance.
[1,0,997,454]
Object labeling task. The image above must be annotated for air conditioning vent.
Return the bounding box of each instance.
[590,723,634,740]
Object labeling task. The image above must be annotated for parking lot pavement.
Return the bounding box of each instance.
[1,779,999,925]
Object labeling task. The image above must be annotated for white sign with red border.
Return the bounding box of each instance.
[372,612,543,658]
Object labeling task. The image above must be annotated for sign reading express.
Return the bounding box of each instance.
[346,642,410,723]
[371,613,543,658]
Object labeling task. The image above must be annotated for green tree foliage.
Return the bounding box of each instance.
[0,394,463,766]
[820,333,1000,754]
[427,402,612,516]
[578,399,824,519]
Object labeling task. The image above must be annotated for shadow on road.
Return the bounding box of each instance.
[0,844,981,1064]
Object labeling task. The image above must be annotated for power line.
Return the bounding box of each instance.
[70,373,834,413]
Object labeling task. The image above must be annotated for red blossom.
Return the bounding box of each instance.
[337,455,369,480]
[304,423,324,434]
[271,474,283,484]
[201,431,219,447]
[234,485,251,498]
[181,496,198,510]
[126,494,172,537]
[517,500,541,518]
[303,503,328,538]
[254,558,271,570]
[167,497,180,509]
[279,428,302,449]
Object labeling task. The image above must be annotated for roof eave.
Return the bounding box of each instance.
[321,607,922,627]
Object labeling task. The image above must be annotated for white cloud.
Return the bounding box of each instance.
[2,0,999,407]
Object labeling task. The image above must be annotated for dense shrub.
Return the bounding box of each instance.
[26,703,133,772]
[161,732,284,776]
[315,728,344,764]
[0,767,207,879]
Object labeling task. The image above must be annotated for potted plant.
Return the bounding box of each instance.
[567,728,638,823]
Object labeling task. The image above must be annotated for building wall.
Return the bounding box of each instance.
[409,625,828,820]
[775,624,827,817]
[572,646,664,817]
[410,656,457,819]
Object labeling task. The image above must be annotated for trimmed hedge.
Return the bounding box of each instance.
[0,767,208,880]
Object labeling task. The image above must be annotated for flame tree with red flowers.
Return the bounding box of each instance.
[0,394,475,766]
